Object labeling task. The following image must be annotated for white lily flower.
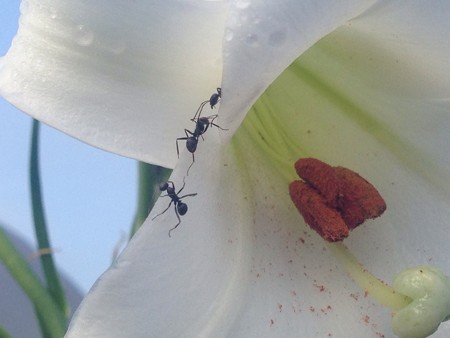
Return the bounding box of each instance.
[1,1,450,337]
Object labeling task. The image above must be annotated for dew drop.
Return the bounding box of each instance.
[224,29,234,42]
[235,0,251,9]
[49,7,58,19]
[75,25,94,46]
[245,33,258,46]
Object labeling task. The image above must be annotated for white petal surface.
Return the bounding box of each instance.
[67,2,450,337]
[219,0,377,137]
[0,0,227,168]
[67,99,450,337]
[67,4,450,336]
[67,127,389,337]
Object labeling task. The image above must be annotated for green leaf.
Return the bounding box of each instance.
[0,227,66,337]
[129,162,171,238]
[0,326,12,338]
[29,119,69,317]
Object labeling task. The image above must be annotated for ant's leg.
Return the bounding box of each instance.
[179,193,197,199]
[206,115,228,131]
[199,124,209,142]
[186,153,195,176]
[210,122,229,131]
[207,114,218,120]
[192,100,209,121]
[183,128,196,142]
[185,129,195,138]
[168,204,182,237]
[209,115,228,130]
[177,178,186,194]
[177,129,195,157]
[151,200,173,221]
[198,123,207,141]
[176,137,188,158]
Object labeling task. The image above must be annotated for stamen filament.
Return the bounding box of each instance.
[327,242,412,311]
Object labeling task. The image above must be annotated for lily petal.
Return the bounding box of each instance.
[68,127,384,337]
[0,0,227,167]
[220,0,378,137]
[3,1,450,337]
[66,2,450,336]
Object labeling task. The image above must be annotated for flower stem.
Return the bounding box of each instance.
[0,227,66,337]
[327,242,412,311]
[30,119,69,318]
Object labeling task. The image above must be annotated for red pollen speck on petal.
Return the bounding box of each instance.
[289,158,386,242]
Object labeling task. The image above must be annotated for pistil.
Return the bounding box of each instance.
[327,242,411,311]
[289,157,450,337]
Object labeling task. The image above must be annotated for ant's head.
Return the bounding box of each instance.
[177,202,188,216]
[160,181,175,194]
[210,88,221,109]
[159,182,169,191]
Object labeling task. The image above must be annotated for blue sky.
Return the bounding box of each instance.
[1,1,139,294]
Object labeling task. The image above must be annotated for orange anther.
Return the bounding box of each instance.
[290,158,386,241]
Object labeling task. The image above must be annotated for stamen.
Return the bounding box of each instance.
[289,158,386,241]
[289,180,348,241]
[289,157,450,337]
[289,157,409,308]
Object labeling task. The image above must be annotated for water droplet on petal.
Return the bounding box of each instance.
[235,0,251,9]
[245,33,258,46]
[224,29,234,42]
[75,24,94,46]
[49,7,58,19]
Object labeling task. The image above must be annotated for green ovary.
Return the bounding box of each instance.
[391,266,450,338]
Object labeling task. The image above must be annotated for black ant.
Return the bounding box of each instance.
[192,87,222,121]
[151,180,197,237]
[176,88,227,174]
